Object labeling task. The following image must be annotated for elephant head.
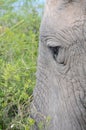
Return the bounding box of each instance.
[31,0,86,130]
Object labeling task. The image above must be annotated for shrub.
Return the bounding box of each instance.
[0,0,42,129]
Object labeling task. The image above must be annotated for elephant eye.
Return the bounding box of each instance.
[48,45,66,65]
[49,46,61,60]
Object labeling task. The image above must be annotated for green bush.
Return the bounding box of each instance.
[0,0,42,129]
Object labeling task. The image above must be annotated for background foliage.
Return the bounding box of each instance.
[0,0,43,129]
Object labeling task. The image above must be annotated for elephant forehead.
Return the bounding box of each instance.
[44,0,86,27]
[41,1,86,39]
[46,0,85,6]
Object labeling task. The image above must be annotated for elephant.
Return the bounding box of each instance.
[31,0,86,130]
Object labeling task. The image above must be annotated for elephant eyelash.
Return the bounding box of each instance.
[48,46,61,60]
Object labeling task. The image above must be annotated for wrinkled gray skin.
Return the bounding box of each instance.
[31,0,86,130]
